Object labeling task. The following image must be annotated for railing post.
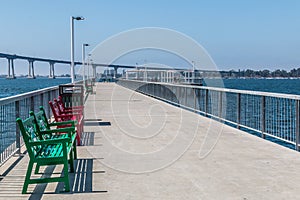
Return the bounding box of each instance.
[177,86,180,106]
[296,100,300,151]
[30,96,34,112]
[194,88,197,112]
[218,91,223,121]
[40,93,44,108]
[152,83,155,97]
[185,87,187,106]
[205,89,209,117]
[261,96,266,139]
[237,93,241,129]
[15,100,21,154]
[48,91,52,117]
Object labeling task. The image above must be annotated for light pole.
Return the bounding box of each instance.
[192,61,195,83]
[135,62,138,80]
[144,59,147,81]
[87,54,92,79]
[70,16,84,83]
[82,43,89,85]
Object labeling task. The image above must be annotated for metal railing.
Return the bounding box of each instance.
[0,86,59,166]
[117,79,300,150]
[0,80,88,166]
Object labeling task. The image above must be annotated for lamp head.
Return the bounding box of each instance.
[73,16,85,20]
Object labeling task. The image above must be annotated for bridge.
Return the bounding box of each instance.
[0,52,83,79]
[0,52,190,79]
[0,52,225,81]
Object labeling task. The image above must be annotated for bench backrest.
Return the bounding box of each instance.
[57,96,67,111]
[16,116,43,158]
[29,106,50,132]
[54,98,66,115]
[49,100,61,122]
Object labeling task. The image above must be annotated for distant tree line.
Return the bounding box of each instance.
[219,68,300,78]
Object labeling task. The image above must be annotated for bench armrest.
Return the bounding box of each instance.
[66,106,84,110]
[30,137,70,146]
[57,113,74,118]
[61,110,83,115]
[49,120,76,126]
[40,127,75,135]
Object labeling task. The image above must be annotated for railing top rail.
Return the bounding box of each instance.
[0,81,84,106]
[120,79,300,100]
[0,85,59,106]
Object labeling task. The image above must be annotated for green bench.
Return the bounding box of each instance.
[85,80,93,94]
[29,106,77,159]
[16,115,77,194]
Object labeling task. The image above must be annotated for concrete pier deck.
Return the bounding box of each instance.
[1,82,300,199]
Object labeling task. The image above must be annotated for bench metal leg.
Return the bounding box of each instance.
[69,150,74,173]
[22,160,34,194]
[34,163,41,174]
[63,160,70,192]
[73,142,77,159]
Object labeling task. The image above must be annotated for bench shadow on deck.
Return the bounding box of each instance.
[27,130,108,198]
[28,157,107,199]
[0,129,107,199]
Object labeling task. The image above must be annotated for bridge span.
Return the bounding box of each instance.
[0,52,214,80]
[0,52,188,79]
[0,52,82,79]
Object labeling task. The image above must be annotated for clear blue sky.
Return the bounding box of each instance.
[0,0,300,75]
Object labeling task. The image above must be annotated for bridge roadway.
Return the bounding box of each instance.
[1,83,300,199]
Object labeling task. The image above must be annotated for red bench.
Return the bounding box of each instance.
[49,99,83,145]
[57,95,84,114]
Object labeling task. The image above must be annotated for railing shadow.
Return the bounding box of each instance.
[81,132,95,146]
[28,158,107,199]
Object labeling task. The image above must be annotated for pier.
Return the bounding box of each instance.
[0,82,300,199]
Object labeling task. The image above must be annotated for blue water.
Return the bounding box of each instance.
[0,77,71,98]
[1,78,299,98]
[203,78,300,95]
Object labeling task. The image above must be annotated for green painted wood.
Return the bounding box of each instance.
[30,107,77,159]
[16,116,77,194]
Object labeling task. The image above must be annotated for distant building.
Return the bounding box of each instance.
[123,69,203,85]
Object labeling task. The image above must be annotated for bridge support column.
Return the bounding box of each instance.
[31,61,35,78]
[28,62,31,77]
[7,58,16,79]
[27,60,35,79]
[49,62,55,79]
[7,59,10,78]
